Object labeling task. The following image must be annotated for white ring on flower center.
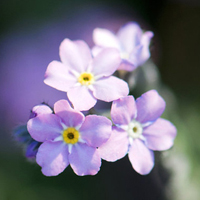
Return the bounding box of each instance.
[120,51,129,60]
[127,120,143,139]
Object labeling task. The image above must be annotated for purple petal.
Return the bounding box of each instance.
[54,99,74,113]
[44,60,76,92]
[30,104,53,119]
[69,143,101,176]
[143,118,177,151]
[79,115,112,147]
[111,95,137,126]
[67,85,97,111]
[117,22,143,53]
[59,39,92,73]
[93,76,129,102]
[27,114,63,142]
[91,45,103,57]
[93,28,120,49]
[91,48,121,77]
[137,31,154,66]
[36,141,69,176]
[98,126,129,161]
[117,60,137,71]
[54,99,85,128]
[128,139,154,175]
[136,90,166,124]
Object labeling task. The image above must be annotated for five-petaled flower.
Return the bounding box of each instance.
[98,90,177,175]
[44,38,129,111]
[27,99,112,176]
[93,22,154,71]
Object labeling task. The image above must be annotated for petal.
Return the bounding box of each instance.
[79,115,112,147]
[54,99,85,128]
[117,22,143,53]
[136,90,166,124]
[117,60,137,71]
[27,114,63,142]
[44,60,76,92]
[128,139,154,175]
[91,45,103,57]
[91,48,121,77]
[137,31,154,66]
[111,95,137,126]
[59,39,92,73]
[67,85,97,111]
[93,28,120,49]
[36,141,69,176]
[143,118,177,151]
[98,126,129,161]
[93,76,129,102]
[54,99,74,113]
[30,104,53,118]
[69,143,101,176]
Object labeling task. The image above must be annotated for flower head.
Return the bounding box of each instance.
[98,90,177,175]
[27,99,112,176]
[44,39,129,111]
[93,22,154,71]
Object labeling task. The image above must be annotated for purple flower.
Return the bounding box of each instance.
[44,38,129,111]
[98,90,177,175]
[27,99,112,176]
[93,22,154,71]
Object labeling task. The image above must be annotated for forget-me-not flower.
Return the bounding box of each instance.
[27,99,112,176]
[98,90,177,175]
[93,22,154,71]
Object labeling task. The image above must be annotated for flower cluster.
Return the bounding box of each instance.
[15,22,177,176]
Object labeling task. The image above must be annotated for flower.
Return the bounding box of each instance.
[92,22,154,71]
[44,38,129,111]
[27,99,112,176]
[98,90,177,175]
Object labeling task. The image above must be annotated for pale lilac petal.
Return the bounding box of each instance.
[128,45,143,67]
[117,60,137,71]
[93,76,129,102]
[91,45,103,57]
[91,48,121,77]
[31,104,53,117]
[136,90,166,124]
[44,60,76,92]
[117,22,142,53]
[27,114,63,142]
[59,39,92,73]
[98,126,129,161]
[36,141,69,176]
[137,31,154,66]
[79,115,112,147]
[111,96,137,126]
[93,28,120,49]
[54,99,74,113]
[143,118,177,151]
[54,99,85,128]
[69,143,101,176]
[128,139,154,175]
[67,85,97,111]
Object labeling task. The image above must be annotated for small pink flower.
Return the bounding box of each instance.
[93,22,154,71]
[98,90,177,175]
[44,39,129,111]
[27,99,112,176]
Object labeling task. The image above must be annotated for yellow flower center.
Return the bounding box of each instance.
[78,72,94,85]
[62,127,79,144]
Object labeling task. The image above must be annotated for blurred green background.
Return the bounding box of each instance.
[0,0,200,199]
